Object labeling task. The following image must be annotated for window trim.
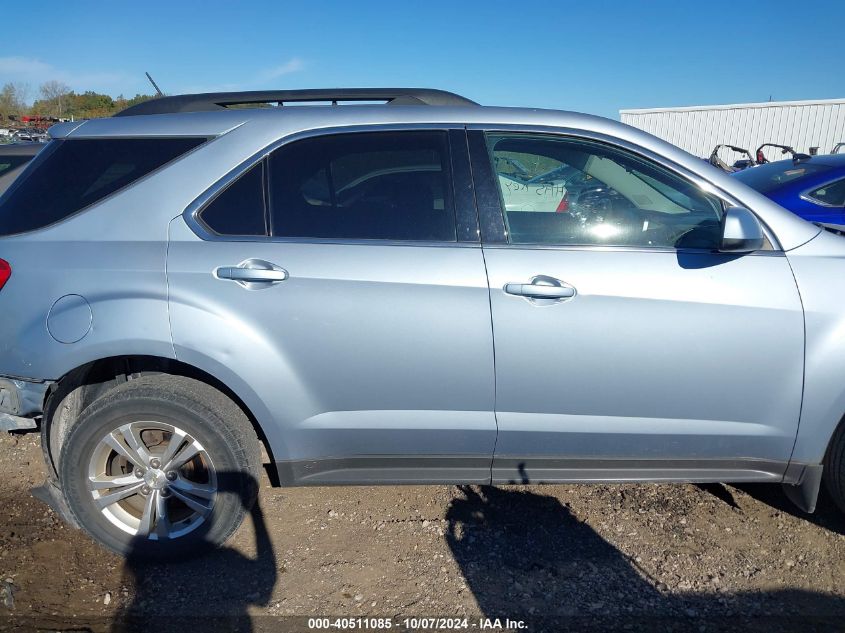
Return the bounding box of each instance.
[466,125,783,253]
[184,124,480,247]
[800,176,845,208]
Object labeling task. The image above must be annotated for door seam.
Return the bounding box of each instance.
[783,253,809,471]
[464,125,500,484]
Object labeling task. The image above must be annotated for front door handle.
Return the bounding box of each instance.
[504,275,576,301]
[215,259,289,289]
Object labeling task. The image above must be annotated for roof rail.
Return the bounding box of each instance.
[115,88,479,117]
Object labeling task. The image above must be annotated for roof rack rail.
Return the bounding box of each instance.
[115,88,479,117]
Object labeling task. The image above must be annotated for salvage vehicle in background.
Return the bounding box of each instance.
[2,88,845,560]
[733,154,845,224]
[0,143,42,195]
[706,144,754,172]
[755,143,806,165]
[706,143,810,173]
[10,129,49,144]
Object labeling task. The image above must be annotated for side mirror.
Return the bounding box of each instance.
[720,206,764,252]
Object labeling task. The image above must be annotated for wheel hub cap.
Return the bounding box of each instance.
[143,469,168,490]
[86,420,217,540]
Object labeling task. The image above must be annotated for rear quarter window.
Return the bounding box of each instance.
[807,178,845,207]
[198,162,268,236]
[0,137,205,236]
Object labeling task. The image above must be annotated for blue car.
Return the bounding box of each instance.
[733,154,845,225]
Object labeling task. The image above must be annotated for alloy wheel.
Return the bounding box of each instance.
[86,421,217,540]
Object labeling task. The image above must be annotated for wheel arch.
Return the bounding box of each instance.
[41,354,279,483]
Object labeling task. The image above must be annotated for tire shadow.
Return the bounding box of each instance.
[445,485,845,633]
[111,472,276,633]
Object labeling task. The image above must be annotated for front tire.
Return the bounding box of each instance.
[59,375,261,559]
[824,421,845,514]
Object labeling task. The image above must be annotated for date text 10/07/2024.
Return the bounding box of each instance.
[307,617,528,630]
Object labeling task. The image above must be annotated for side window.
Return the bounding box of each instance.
[268,131,457,241]
[198,162,267,236]
[0,137,206,237]
[807,179,845,207]
[486,134,725,249]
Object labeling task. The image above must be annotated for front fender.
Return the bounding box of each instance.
[786,230,845,464]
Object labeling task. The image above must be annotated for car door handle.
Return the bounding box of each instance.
[214,259,289,288]
[217,268,289,282]
[504,276,577,300]
[504,283,575,299]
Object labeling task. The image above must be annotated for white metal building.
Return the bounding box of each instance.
[620,98,845,164]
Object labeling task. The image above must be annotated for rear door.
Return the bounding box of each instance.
[468,129,805,484]
[168,128,497,484]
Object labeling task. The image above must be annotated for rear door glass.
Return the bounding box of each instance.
[268,131,457,241]
[0,137,205,236]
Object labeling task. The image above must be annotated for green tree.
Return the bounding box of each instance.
[37,80,72,118]
[0,83,30,121]
[10,85,157,123]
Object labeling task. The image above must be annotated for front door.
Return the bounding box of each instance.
[469,130,804,484]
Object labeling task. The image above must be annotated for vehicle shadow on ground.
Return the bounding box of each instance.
[444,485,845,633]
[733,482,845,536]
[111,472,276,633]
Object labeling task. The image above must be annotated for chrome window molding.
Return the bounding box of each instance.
[179,226,482,249]
[183,121,783,252]
[478,242,783,257]
[465,123,783,251]
[183,123,469,246]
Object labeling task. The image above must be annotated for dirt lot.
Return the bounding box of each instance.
[0,431,843,633]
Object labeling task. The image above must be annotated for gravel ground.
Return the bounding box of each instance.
[0,431,843,632]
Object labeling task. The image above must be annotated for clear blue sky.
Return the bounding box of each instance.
[2,0,844,119]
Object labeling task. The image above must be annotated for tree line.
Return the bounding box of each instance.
[0,81,155,124]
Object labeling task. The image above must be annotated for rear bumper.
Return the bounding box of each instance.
[0,375,52,430]
[0,413,37,431]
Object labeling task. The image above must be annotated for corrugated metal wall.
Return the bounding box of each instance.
[620,99,845,164]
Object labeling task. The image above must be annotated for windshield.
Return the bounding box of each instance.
[734,161,830,193]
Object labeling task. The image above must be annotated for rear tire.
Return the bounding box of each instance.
[59,375,261,560]
[824,421,845,514]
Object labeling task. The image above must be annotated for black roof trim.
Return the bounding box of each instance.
[115,88,479,117]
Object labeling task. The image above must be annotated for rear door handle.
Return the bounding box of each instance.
[215,259,288,288]
[217,268,289,282]
[504,284,575,299]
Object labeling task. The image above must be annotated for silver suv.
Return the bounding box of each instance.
[1,88,844,558]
